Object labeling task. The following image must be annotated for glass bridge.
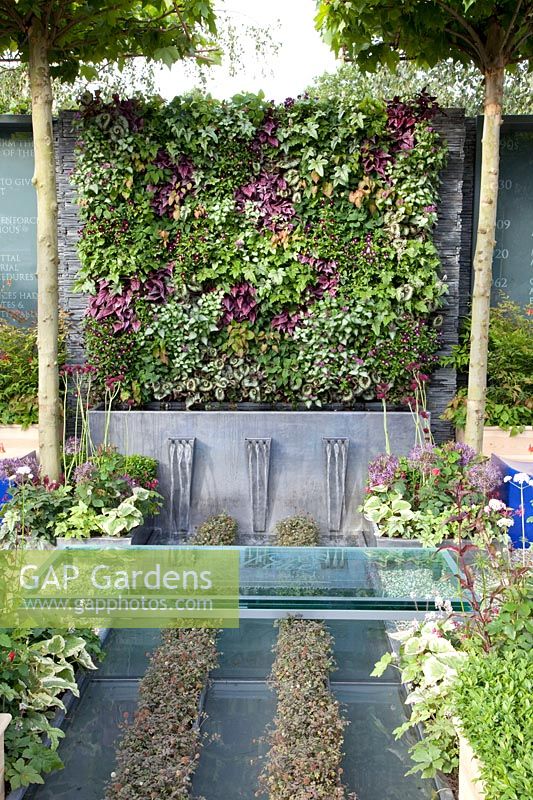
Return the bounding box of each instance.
[26,546,462,800]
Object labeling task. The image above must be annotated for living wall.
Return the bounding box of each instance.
[73,91,448,407]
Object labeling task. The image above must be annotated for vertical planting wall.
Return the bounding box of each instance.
[54,107,468,441]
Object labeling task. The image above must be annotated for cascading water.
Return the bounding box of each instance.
[324,438,349,533]
[168,437,196,537]
[245,438,272,534]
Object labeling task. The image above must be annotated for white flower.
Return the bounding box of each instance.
[496,518,514,529]
[434,595,444,610]
[28,473,34,480]
[16,465,31,475]
[488,498,507,512]
[503,475,512,483]
[514,472,532,485]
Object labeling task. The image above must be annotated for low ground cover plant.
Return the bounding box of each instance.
[0,629,98,792]
[275,515,320,546]
[443,300,533,433]
[106,514,235,799]
[191,512,238,545]
[361,441,508,544]
[260,618,350,800]
[105,627,219,800]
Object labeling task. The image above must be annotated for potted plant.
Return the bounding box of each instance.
[0,319,40,460]
[361,441,508,546]
[443,301,532,457]
[0,450,162,549]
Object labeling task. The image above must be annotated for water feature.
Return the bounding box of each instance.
[168,437,195,534]
[245,438,271,534]
[324,437,349,532]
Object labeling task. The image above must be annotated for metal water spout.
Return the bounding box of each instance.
[245,438,272,533]
[168,437,196,535]
[323,438,349,533]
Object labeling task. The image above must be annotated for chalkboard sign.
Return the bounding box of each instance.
[0,120,37,323]
[474,116,533,311]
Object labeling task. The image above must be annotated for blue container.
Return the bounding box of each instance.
[493,457,533,548]
[0,478,11,508]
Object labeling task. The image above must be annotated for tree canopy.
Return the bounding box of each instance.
[315,1,533,73]
[0,1,219,78]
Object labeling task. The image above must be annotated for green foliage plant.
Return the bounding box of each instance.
[453,650,533,800]
[191,512,238,546]
[0,320,39,427]
[443,300,533,433]
[372,616,466,778]
[275,515,320,547]
[371,541,532,784]
[0,630,96,791]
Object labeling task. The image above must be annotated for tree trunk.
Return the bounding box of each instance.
[28,20,61,480]
[464,67,505,453]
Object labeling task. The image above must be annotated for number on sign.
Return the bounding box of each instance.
[496,219,511,230]
[498,179,513,190]
[493,277,508,288]
[494,248,509,259]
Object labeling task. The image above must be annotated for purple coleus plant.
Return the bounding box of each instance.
[362,91,439,178]
[251,107,280,154]
[148,149,195,218]
[87,265,174,333]
[360,138,393,179]
[271,310,303,334]
[220,282,258,326]
[235,171,295,232]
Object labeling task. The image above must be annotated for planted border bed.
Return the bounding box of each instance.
[260,618,349,800]
[105,627,219,800]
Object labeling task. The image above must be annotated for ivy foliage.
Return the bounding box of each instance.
[74,90,448,406]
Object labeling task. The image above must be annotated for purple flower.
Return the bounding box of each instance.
[0,455,39,482]
[441,441,477,467]
[64,436,82,455]
[467,461,503,496]
[408,443,436,474]
[367,454,400,488]
[73,462,97,484]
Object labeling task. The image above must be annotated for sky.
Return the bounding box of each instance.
[156,0,339,102]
